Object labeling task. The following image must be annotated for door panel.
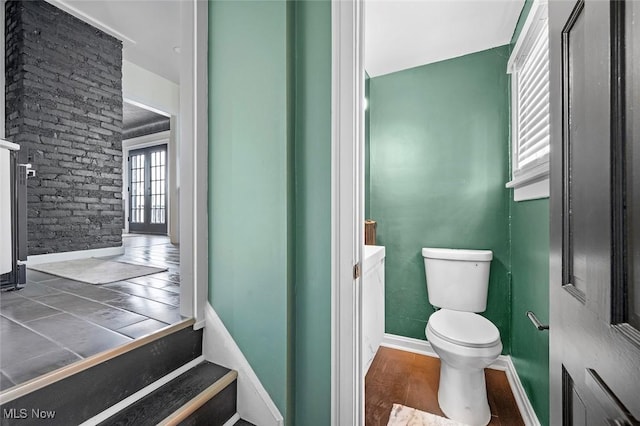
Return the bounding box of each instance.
[550,0,640,424]
[562,0,612,316]
[129,145,167,235]
[626,0,640,332]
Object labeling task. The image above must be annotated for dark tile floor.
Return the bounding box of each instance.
[0,234,181,391]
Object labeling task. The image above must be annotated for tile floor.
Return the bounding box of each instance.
[0,234,181,391]
[365,346,525,426]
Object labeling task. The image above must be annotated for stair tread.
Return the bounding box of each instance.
[98,361,233,426]
[1,321,202,426]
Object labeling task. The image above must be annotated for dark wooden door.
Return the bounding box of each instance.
[128,144,167,235]
[549,0,640,424]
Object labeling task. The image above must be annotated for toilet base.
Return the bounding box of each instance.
[438,361,491,426]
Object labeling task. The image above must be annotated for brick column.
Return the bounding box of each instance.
[5,0,124,255]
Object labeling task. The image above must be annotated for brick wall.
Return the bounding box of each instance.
[5,0,124,255]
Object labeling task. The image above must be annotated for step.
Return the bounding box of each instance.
[0,319,202,426]
[97,361,237,426]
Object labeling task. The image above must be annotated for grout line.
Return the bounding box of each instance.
[1,313,85,360]
[21,311,68,323]
[0,345,83,384]
[25,276,60,283]
[18,295,146,338]
[28,280,180,322]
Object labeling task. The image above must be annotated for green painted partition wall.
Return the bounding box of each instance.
[508,1,550,424]
[209,0,292,418]
[369,46,512,351]
[293,1,332,425]
[209,1,332,424]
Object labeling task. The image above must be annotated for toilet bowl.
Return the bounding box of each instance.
[426,309,502,426]
[421,247,502,426]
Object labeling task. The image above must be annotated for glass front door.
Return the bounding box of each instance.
[128,144,167,234]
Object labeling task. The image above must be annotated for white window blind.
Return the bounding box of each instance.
[507,0,549,200]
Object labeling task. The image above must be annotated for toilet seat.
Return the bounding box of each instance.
[427,309,500,348]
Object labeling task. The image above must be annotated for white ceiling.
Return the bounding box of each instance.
[47,0,523,83]
[47,0,181,83]
[365,0,524,77]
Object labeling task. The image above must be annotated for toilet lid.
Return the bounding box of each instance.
[428,309,500,348]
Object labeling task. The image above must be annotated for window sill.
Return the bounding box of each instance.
[506,166,549,202]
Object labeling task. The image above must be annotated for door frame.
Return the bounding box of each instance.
[549,1,573,421]
[122,131,170,235]
[179,0,209,326]
[126,143,169,235]
[331,0,365,424]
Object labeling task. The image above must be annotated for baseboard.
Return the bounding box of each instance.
[381,333,541,426]
[499,357,542,426]
[203,302,284,426]
[381,333,439,358]
[27,246,125,266]
[221,413,240,426]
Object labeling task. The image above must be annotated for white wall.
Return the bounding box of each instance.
[122,60,179,115]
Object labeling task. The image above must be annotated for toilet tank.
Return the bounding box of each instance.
[422,248,492,313]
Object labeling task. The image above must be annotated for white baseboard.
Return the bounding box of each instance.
[498,357,542,426]
[381,333,541,426]
[221,413,240,426]
[381,333,439,358]
[27,246,125,266]
[203,302,283,426]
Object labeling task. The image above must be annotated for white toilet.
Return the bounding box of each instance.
[422,247,502,426]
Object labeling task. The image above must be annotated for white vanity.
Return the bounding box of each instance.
[362,244,386,376]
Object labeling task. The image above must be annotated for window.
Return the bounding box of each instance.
[506,0,550,201]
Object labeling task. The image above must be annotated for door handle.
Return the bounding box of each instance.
[526,311,549,330]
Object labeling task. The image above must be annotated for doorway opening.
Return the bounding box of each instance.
[128,144,168,235]
[122,100,173,238]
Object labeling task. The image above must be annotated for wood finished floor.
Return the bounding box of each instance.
[0,234,181,391]
[365,346,525,426]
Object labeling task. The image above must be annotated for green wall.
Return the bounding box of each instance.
[365,74,371,219]
[293,0,332,424]
[209,0,292,418]
[510,199,549,425]
[508,1,550,424]
[209,1,331,424]
[369,46,512,351]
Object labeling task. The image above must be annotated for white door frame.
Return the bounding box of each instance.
[179,0,209,326]
[331,0,365,424]
[122,131,170,235]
